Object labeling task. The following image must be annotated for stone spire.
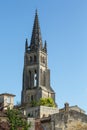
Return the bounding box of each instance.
[29,10,43,51]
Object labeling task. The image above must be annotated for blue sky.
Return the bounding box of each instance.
[0,0,87,112]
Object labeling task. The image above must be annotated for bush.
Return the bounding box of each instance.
[39,97,56,107]
[30,97,56,107]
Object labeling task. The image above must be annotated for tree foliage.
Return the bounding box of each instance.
[39,97,56,107]
[7,108,30,130]
[31,97,56,107]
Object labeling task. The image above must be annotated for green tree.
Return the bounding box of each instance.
[7,108,31,130]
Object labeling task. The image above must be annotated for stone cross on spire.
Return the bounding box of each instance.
[29,10,43,51]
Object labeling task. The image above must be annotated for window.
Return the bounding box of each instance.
[34,70,37,87]
[7,97,11,103]
[34,55,37,62]
[0,97,3,103]
[30,56,32,63]
[40,69,42,85]
[29,71,31,88]
[43,71,45,86]
[31,95,34,101]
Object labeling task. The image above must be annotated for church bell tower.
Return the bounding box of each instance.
[21,11,55,106]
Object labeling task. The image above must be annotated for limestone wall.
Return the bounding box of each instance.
[27,118,35,130]
[27,109,87,130]
[25,106,59,118]
[40,106,59,118]
[51,110,87,130]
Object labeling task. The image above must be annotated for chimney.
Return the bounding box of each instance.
[64,102,69,112]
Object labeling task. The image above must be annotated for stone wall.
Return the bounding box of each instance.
[40,106,59,118]
[27,108,87,130]
[27,118,35,130]
[35,117,52,130]
[35,110,87,130]
[51,110,87,130]
[25,106,59,118]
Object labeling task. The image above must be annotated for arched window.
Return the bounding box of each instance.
[34,55,37,62]
[30,56,32,63]
[40,69,42,85]
[42,71,45,86]
[29,71,31,88]
[31,95,34,101]
[34,70,37,87]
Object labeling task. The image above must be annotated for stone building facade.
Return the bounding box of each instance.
[0,93,15,110]
[28,103,87,130]
[51,103,87,130]
[24,105,59,118]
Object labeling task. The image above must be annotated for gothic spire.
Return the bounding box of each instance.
[29,10,43,51]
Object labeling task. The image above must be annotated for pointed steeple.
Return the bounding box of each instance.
[29,10,43,51]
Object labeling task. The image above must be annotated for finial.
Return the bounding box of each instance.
[25,38,28,52]
[35,9,38,15]
[44,40,47,52]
